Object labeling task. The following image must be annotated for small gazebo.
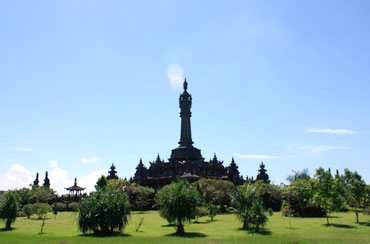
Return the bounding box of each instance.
[65,178,86,196]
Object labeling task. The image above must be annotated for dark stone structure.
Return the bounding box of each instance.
[256,162,269,183]
[133,80,243,188]
[33,172,39,186]
[65,178,86,196]
[43,171,50,188]
[107,163,119,180]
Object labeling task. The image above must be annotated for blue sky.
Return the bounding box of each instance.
[1,1,369,193]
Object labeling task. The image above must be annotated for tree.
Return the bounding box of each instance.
[231,183,255,229]
[0,192,18,229]
[34,203,50,233]
[95,175,107,190]
[23,204,35,219]
[311,168,344,225]
[250,199,268,232]
[78,187,131,236]
[286,169,310,183]
[156,180,200,234]
[342,169,367,223]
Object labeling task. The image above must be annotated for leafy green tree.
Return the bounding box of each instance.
[286,169,310,183]
[95,175,107,190]
[231,183,255,229]
[124,183,155,211]
[249,181,283,211]
[342,169,367,223]
[156,180,200,234]
[0,192,18,229]
[311,168,344,225]
[250,199,268,232]
[33,203,50,219]
[22,204,35,219]
[78,187,131,236]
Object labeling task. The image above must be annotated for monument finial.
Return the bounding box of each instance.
[183,78,188,91]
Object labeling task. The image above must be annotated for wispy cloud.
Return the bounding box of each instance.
[286,144,351,154]
[14,147,32,152]
[82,157,99,164]
[49,160,58,169]
[234,153,279,159]
[308,128,357,134]
[167,63,184,90]
[301,145,351,153]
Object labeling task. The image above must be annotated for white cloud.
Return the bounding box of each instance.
[0,164,34,190]
[234,153,279,159]
[82,157,99,164]
[167,63,184,89]
[14,147,32,152]
[49,160,58,169]
[0,162,107,194]
[308,128,357,134]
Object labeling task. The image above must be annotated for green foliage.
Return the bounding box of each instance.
[156,180,201,234]
[250,199,268,232]
[248,181,283,211]
[13,187,55,205]
[286,169,310,183]
[0,191,18,229]
[95,175,107,190]
[342,169,367,223]
[231,183,255,229]
[51,202,67,212]
[194,178,235,210]
[207,203,218,221]
[68,202,78,212]
[125,183,155,211]
[33,203,50,219]
[22,204,34,219]
[78,187,131,236]
[267,208,273,216]
[311,168,345,225]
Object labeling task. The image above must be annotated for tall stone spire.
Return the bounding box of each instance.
[179,78,193,147]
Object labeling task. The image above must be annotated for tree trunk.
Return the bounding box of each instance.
[6,219,12,229]
[355,210,359,224]
[255,223,260,232]
[242,219,248,229]
[326,213,330,225]
[176,221,185,234]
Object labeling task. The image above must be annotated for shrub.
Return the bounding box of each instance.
[156,180,201,234]
[68,202,78,212]
[23,204,35,218]
[0,192,18,229]
[51,202,67,212]
[78,187,131,236]
[33,203,50,219]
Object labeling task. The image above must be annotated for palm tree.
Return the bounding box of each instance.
[0,192,18,229]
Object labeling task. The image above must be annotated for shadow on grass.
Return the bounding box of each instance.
[359,222,370,227]
[166,232,207,238]
[237,228,272,235]
[78,233,132,238]
[0,227,15,232]
[324,224,356,229]
[193,220,213,224]
[161,224,176,228]
[29,217,52,221]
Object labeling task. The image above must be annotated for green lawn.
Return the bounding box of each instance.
[1,211,369,244]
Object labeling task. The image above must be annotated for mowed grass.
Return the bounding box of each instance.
[0,211,369,244]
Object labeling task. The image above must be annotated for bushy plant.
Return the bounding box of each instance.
[124,184,155,211]
[68,202,78,212]
[22,204,35,218]
[51,202,67,212]
[33,203,50,219]
[156,180,200,234]
[0,192,18,229]
[231,184,255,229]
[250,199,268,232]
[78,187,131,236]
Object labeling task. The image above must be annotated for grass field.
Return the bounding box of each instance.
[0,211,369,244]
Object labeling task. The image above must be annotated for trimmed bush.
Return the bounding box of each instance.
[51,202,67,212]
[22,204,35,218]
[68,202,78,212]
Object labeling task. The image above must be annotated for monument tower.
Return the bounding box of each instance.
[133,79,243,188]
